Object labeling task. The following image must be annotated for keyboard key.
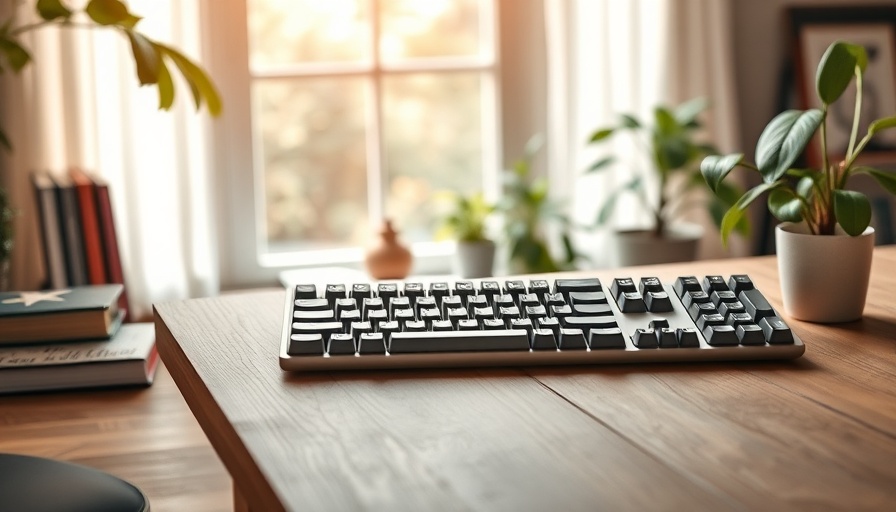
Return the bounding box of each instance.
[569,291,608,305]
[420,308,442,328]
[498,306,522,322]
[649,319,670,330]
[446,307,468,327]
[617,291,647,313]
[378,321,400,342]
[682,290,711,310]
[388,330,530,353]
[293,309,336,323]
[561,315,617,331]
[677,328,700,348]
[588,328,626,349]
[525,304,548,321]
[531,329,558,350]
[554,278,602,299]
[645,291,673,313]
[538,317,561,338]
[657,328,678,348]
[339,309,361,331]
[403,320,426,332]
[550,304,573,321]
[429,282,450,306]
[294,284,317,300]
[394,309,415,324]
[528,280,551,298]
[728,274,754,295]
[351,283,372,300]
[703,325,738,346]
[479,281,501,303]
[739,289,776,322]
[726,312,754,328]
[295,298,329,310]
[325,284,347,308]
[350,321,372,340]
[688,302,718,321]
[674,276,702,298]
[288,333,325,356]
[431,320,454,332]
[377,283,399,306]
[559,328,588,350]
[610,278,637,299]
[639,277,663,294]
[718,300,746,319]
[545,293,566,309]
[457,319,479,331]
[696,313,725,331]
[335,298,357,318]
[519,293,541,310]
[703,275,729,292]
[494,294,515,310]
[736,324,765,345]
[359,332,386,354]
[504,280,527,298]
[571,303,612,315]
[759,317,794,344]
[440,295,463,316]
[482,318,506,330]
[362,297,385,319]
[403,283,425,306]
[415,296,438,317]
[509,318,534,337]
[632,328,658,348]
[710,290,738,306]
[453,281,475,304]
[328,333,356,355]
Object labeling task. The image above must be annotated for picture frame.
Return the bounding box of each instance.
[787,5,896,167]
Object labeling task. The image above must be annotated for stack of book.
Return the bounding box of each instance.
[31,169,130,320]
[0,284,158,394]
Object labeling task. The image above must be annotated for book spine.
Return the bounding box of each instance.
[70,168,108,285]
[93,177,131,321]
[30,171,68,289]
[53,174,89,287]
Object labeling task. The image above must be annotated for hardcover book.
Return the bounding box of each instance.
[70,167,108,285]
[0,285,124,345]
[0,323,158,394]
[53,173,89,286]
[31,170,68,289]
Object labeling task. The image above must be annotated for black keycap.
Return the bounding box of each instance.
[632,328,658,348]
[377,283,399,304]
[325,284,347,308]
[519,294,542,310]
[688,302,718,321]
[728,275,754,296]
[504,280,527,298]
[759,316,794,344]
[639,277,664,294]
[610,278,637,299]
[479,281,501,302]
[494,294,516,310]
[674,276,702,298]
[571,303,613,315]
[739,289,776,322]
[696,313,726,331]
[726,312,754,328]
[440,295,464,316]
[649,319,670,330]
[562,315,617,331]
[482,318,505,330]
[429,282,450,306]
[295,298,329,310]
[545,293,566,309]
[288,333,324,356]
[403,283,425,306]
[703,275,729,293]
[677,327,700,348]
[419,308,441,328]
[559,328,589,350]
[509,318,534,336]
[525,304,548,321]
[682,290,711,310]
[657,328,678,348]
[588,328,626,349]
[473,306,495,322]
[446,307,468,327]
[703,325,738,346]
[389,296,412,317]
[339,309,361,331]
[538,317,561,338]
[359,332,386,354]
[294,284,317,300]
[351,283,372,300]
[710,290,738,305]
[569,291,608,305]
[531,328,558,350]
[645,291,673,313]
[718,300,746,319]
[388,330,530,353]
[362,297,385,319]
[554,278,602,299]
[736,324,765,345]
[335,297,358,317]
[431,320,454,332]
[328,333,356,355]
[466,295,489,314]
[293,309,336,323]
[528,280,551,298]
[617,291,647,313]
[378,321,400,342]
[453,281,475,304]
[415,296,438,317]
[550,304,573,321]
[457,319,479,331]
[498,306,522,322]
[350,321,372,340]
[403,319,426,332]
[394,309,415,324]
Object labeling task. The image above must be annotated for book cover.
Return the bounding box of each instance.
[30,170,68,289]
[0,323,159,394]
[52,173,89,287]
[0,285,124,344]
[91,173,131,321]
[69,168,107,285]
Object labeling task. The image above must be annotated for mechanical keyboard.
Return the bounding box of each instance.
[279,274,805,371]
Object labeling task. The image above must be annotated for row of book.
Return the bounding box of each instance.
[0,284,158,394]
[31,169,130,319]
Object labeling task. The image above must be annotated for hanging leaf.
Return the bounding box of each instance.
[673,97,707,126]
[620,114,640,129]
[155,43,222,116]
[816,41,864,105]
[833,189,871,236]
[855,167,896,195]
[868,115,896,136]
[588,128,614,143]
[156,56,175,110]
[586,156,614,172]
[719,181,782,245]
[36,0,73,21]
[700,153,744,193]
[768,189,803,222]
[86,0,141,27]
[755,109,822,183]
[0,37,31,72]
[126,30,160,85]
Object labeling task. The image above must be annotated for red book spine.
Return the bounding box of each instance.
[93,175,130,321]
[70,168,107,285]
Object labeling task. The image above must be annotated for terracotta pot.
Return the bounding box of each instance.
[365,220,412,280]
[775,222,874,323]
[454,240,495,278]
[613,222,702,267]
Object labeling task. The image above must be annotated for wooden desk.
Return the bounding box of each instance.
[0,364,232,511]
[154,248,896,511]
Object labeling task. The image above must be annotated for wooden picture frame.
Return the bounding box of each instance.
[788,5,896,167]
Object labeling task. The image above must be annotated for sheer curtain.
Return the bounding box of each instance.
[0,0,217,319]
[544,0,745,267]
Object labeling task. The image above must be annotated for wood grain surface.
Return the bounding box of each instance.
[154,247,896,511]
[0,364,232,511]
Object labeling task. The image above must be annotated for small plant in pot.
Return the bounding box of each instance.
[586,98,746,266]
[701,40,896,322]
[435,191,496,278]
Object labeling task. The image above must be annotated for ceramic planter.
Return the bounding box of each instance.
[455,240,496,278]
[613,222,703,267]
[775,222,875,323]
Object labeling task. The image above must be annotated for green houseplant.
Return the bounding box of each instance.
[586,98,745,266]
[0,186,14,290]
[0,0,221,148]
[435,190,496,278]
[497,135,577,274]
[701,40,896,322]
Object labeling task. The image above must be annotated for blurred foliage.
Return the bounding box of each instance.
[434,190,493,242]
[0,187,15,262]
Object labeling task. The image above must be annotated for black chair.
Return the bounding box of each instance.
[0,453,149,512]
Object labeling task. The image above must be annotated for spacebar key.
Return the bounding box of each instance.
[389,330,530,353]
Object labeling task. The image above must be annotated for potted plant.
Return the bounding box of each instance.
[497,135,577,274]
[0,187,14,291]
[0,0,221,148]
[701,40,896,322]
[586,99,746,266]
[435,191,496,278]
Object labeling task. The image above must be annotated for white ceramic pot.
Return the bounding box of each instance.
[455,240,496,278]
[775,222,875,323]
[613,222,703,267]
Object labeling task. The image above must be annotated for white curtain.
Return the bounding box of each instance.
[544,0,745,266]
[0,0,217,319]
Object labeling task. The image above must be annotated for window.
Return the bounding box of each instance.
[205,0,546,287]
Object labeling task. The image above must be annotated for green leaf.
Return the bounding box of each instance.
[856,167,896,195]
[155,43,222,116]
[816,41,863,105]
[86,0,140,27]
[126,31,160,85]
[620,114,640,129]
[673,97,707,126]
[523,133,544,160]
[755,109,823,183]
[36,0,73,21]
[586,156,614,173]
[713,180,750,235]
[156,56,175,110]
[700,153,743,193]
[719,181,781,245]
[796,176,815,199]
[768,189,803,222]
[868,115,896,136]
[0,37,31,72]
[588,128,614,143]
[833,189,871,236]
[654,107,680,136]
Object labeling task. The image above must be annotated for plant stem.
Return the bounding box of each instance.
[846,67,863,162]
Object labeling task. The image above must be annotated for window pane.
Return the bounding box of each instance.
[380,0,484,61]
[381,72,484,242]
[248,0,370,66]
[255,78,369,251]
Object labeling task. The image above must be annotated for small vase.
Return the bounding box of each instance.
[365,220,412,280]
[775,222,874,323]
